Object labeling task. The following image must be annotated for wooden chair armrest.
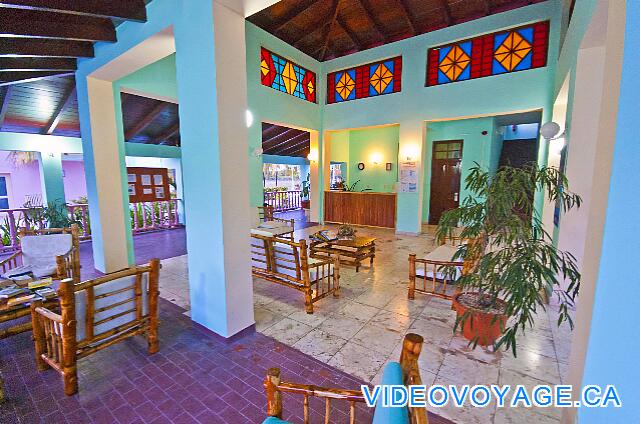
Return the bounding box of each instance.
[0,250,22,266]
[271,217,294,226]
[33,306,63,324]
[307,258,335,268]
[0,251,23,274]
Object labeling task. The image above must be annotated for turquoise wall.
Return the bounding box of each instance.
[347,126,399,193]
[320,1,561,232]
[116,54,178,101]
[422,117,497,222]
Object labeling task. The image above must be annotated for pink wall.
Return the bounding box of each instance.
[0,151,88,208]
[62,159,87,202]
[0,151,42,209]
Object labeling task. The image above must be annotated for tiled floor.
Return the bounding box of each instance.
[162,223,575,424]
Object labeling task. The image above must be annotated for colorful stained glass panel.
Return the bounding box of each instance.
[427,21,549,86]
[327,57,402,104]
[260,47,316,103]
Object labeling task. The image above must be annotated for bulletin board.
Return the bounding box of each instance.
[126,167,170,203]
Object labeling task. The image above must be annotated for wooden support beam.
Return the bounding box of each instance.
[0,9,116,42]
[0,58,76,71]
[264,132,310,153]
[150,121,180,144]
[41,85,76,135]
[293,23,330,49]
[124,102,167,141]
[276,138,312,156]
[356,0,387,44]
[439,0,452,26]
[0,86,13,129]
[273,0,321,32]
[319,0,342,61]
[262,128,301,148]
[0,0,147,22]
[482,0,491,15]
[0,71,73,87]
[0,39,94,58]
[396,0,417,35]
[335,15,363,51]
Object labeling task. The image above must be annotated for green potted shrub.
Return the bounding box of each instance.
[301,173,311,210]
[437,164,581,355]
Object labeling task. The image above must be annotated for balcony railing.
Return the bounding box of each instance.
[0,199,183,253]
[263,190,302,211]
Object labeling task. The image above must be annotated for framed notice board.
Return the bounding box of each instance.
[126,167,170,203]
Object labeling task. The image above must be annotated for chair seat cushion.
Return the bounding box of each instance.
[373,362,410,424]
[272,246,334,282]
[415,244,462,281]
[74,274,149,342]
[262,418,290,424]
[251,225,294,237]
[2,264,58,279]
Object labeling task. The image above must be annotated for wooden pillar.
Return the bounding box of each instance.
[265,368,282,418]
[58,279,78,396]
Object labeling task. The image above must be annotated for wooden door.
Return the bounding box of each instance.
[429,140,463,225]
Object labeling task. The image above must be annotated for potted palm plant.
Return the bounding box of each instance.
[437,164,581,355]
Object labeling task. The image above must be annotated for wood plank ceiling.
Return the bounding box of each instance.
[248,0,546,61]
[262,123,310,158]
[0,1,180,146]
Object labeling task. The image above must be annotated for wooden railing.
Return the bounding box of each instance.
[264,190,302,211]
[0,199,182,253]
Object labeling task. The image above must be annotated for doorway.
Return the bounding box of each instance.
[429,140,463,225]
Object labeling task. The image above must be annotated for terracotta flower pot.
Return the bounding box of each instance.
[452,292,507,346]
[301,200,310,209]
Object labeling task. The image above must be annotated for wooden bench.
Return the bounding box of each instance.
[253,206,295,241]
[264,333,428,424]
[30,259,160,395]
[251,234,340,314]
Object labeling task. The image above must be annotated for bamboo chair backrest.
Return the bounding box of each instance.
[17,224,80,281]
[66,261,159,345]
[251,234,306,283]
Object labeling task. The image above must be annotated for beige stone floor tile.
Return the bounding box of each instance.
[318,310,368,339]
[262,298,301,317]
[419,302,457,326]
[501,348,560,384]
[354,288,397,308]
[408,318,455,349]
[337,300,381,321]
[447,335,502,366]
[263,318,313,345]
[352,322,405,356]
[435,401,496,424]
[369,309,415,332]
[517,332,557,359]
[254,307,286,332]
[328,341,388,382]
[292,329,348,363]
[383,293,430,318]
[493,406,560,424]
[436,351,500,386]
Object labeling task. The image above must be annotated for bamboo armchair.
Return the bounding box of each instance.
[264,333,428,424]
[408,235,476,302]
[256,206,295,241]
[251,234,340,314]
[0,224,81,283]
[30,259,160,396]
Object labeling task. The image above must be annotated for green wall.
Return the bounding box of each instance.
[348,126,399,193]
[116,54,178,101]
[422,117,498,222]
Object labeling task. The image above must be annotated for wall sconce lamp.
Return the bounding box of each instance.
[401,144,419,162]
[370,152,383,165]
[540,121,566,154]
[252,147,263,157]
[307,149,318,162]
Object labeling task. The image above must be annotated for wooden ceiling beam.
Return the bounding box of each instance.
[293,23,330,49]
[0,0,147,22]
[439,0,452,26]
[0,86,13,129]
[395,0,418,35]
[355,0,387,44]
[125,102,168,141]
[151,121,180,144]
[0,9,116,42]
[263,128,300,147]
[41,85,75,135]
[0,38,94,58]
[335,15,364,51]
[319,0,342,61]
[273,0,321,33]
[264,132,310,152]
[482,0,492,15]
[0,57,76,71]
[0,71,73,86]
[276,138,312,156]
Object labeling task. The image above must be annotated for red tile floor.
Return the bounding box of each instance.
[1,223,452,423]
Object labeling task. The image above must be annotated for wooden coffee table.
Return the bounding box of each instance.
[309,236,376,272]
[0,279,58,340]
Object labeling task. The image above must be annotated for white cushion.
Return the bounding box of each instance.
[272,245,333,282]
[21,234,72,278]
[416,245,463,281]
[251,225,293,237]
[74,274,149,342]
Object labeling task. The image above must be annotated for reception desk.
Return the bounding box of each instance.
[324,191,396,228]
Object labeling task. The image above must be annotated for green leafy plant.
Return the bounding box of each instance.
[23,200,80,230]
[301,173,311,200]
[343,180,360,192]
[437,163,582,355]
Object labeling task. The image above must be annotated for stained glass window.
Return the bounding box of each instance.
[261,47,316,103]
[426,21,549,86]
[327,57,402,104]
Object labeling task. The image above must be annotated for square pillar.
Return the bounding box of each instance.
[397,120,424,234]
[174,0,254,337]
[76,77,133,272]
[38,151,66,206]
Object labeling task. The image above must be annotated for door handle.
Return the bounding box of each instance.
[453,193,459,202]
